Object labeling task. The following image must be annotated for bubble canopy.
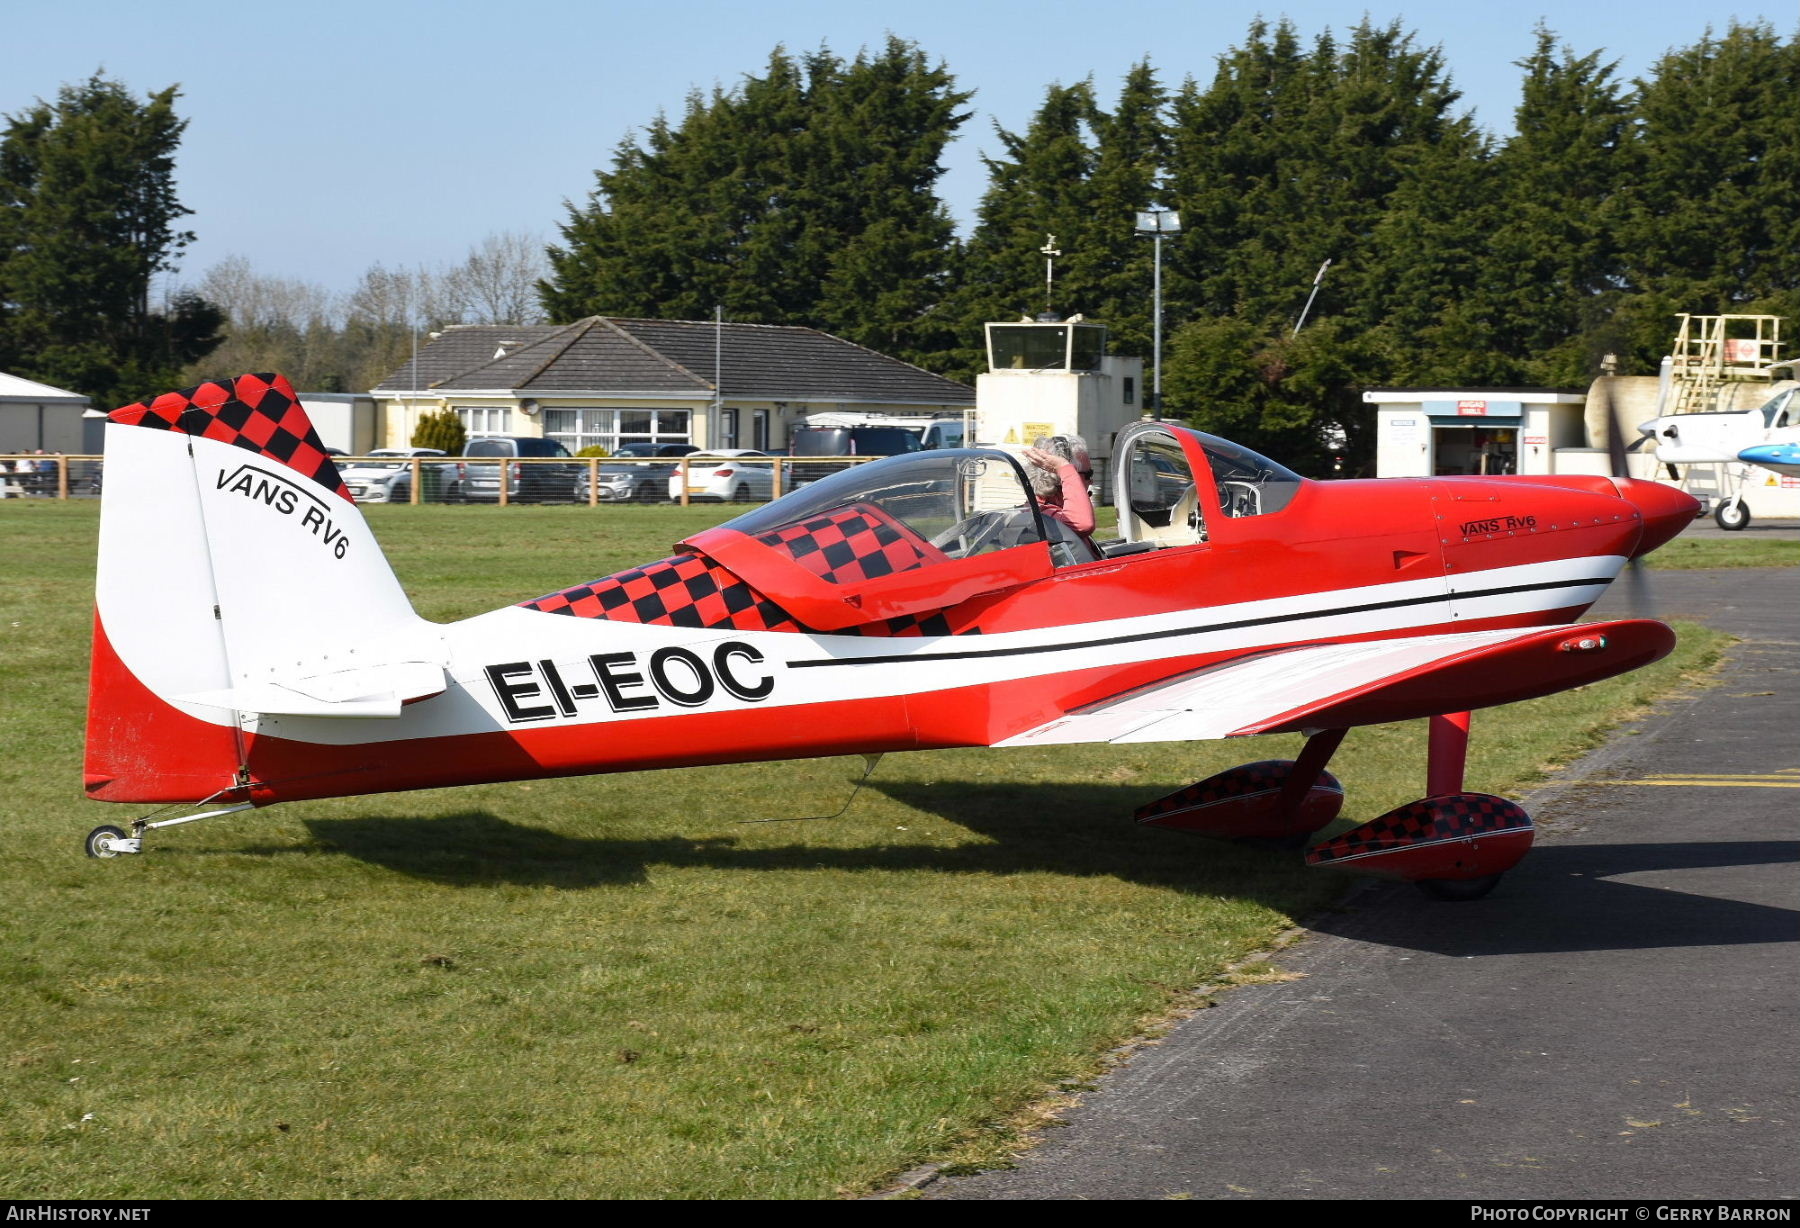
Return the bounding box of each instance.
[680,450,1059,631]
[717,449,1052,559]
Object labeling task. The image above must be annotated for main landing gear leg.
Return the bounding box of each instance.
[1276,727,1348,826]
[1304,710,1535,900]
[1427,711,1470,797]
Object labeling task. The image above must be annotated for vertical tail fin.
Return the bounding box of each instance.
[87,374,431,803]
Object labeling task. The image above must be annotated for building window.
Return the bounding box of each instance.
[752,409,770,452]
[542,408,691,455]
[1122,377,1135,406]
[454,406,514,438]
[720,408,739,449]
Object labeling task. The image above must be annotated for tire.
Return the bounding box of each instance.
[86,825,128,859]
[731,483,751,503]
[1416,874,1502,901]
[1714,498,1750,531]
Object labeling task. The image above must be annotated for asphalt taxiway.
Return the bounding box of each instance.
[926,561,1798,1201]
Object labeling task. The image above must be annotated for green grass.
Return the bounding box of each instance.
[1641,534,1800,570]
[0,501,1733,1198]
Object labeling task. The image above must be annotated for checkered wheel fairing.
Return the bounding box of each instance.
[1307,793,1532,865]
[1135,760,1344,822]
[110,373,350,502]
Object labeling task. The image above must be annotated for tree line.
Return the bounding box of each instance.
[548,21,1796,473]
[3,21,1794,474]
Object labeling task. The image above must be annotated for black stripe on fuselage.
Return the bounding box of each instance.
[785,575,1613,670]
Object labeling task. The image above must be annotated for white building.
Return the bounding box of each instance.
[0,371,94,454]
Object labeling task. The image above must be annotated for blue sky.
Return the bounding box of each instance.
[3,0,1792,297]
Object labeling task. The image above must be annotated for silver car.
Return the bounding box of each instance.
[340,449,448,503]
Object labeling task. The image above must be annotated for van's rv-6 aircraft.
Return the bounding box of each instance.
[85,374,1699,899]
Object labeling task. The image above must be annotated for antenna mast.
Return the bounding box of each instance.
[1040,234,1062,316]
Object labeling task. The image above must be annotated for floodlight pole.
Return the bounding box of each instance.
[1152,232,1164,412]
[1135,209,1181,415]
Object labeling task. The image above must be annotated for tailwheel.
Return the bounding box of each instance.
[1416,873,1503,902]
[85,825,139,858]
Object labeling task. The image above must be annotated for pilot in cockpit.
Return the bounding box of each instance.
[1023,434,1097,553]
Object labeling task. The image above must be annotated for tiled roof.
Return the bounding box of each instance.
[373,317,972,405]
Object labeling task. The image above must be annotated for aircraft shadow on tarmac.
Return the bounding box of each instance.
[1309,839,1800,957]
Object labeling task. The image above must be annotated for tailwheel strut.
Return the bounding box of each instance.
[85,800,258,858]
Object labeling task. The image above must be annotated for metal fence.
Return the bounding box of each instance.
[0,454,881,507]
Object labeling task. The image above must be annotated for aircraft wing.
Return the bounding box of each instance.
[994,620,1674,747]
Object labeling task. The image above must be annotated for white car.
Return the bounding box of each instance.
[340,449,447,503]
[668,450,779,502]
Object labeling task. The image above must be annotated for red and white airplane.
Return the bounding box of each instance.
[84,374,1698,899]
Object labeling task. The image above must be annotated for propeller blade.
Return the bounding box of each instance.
[1596,377,1661,619]
[1601,378,1629,478]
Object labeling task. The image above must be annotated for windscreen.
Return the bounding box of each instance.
[1197,433,1304,517]
[720,449,1048,564]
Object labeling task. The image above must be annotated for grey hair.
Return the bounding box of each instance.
[1033,433,1090,472]
[1025,433,1091,497]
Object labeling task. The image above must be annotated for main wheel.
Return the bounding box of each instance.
[85,825,128,859]
[1714,498,1751,531]
[1416,873,1502,901]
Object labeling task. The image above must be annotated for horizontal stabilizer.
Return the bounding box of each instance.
[177,661,446,719]
[996,620,1676,747]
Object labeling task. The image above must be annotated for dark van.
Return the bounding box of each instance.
[451,436,581,503]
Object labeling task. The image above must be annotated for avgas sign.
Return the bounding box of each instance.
[485,642,775,723]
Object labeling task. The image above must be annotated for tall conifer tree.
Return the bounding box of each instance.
[0,74,219,405]
[544,39,969,369]
[1616,21,1799,367]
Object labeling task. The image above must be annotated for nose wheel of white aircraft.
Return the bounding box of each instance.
[1714,496,1751,531]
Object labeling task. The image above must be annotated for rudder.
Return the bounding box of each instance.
[87,374,431,803]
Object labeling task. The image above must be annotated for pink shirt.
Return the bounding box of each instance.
[1039,466,1096,536]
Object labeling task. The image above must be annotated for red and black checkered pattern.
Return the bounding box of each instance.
[522,551,981,638]
[1307,793,1531,865]
[111,373,350,502]
[753,504,940,585]
[521,551,805,632]
[1135,761,1342,821]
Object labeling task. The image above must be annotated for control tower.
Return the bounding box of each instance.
[974,315,1144,477]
